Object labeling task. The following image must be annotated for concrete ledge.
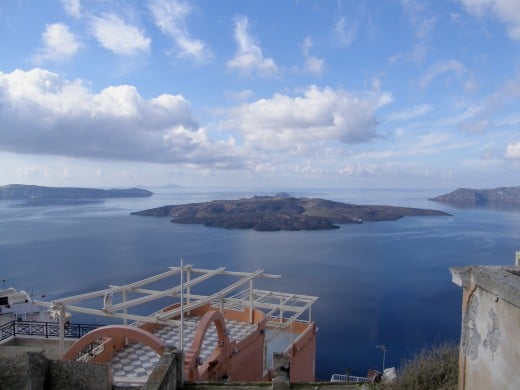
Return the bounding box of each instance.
[450,266,520,308]
[144,347,183,390]
[184,383,360,390]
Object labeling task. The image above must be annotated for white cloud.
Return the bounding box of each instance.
[459,118,489,133]
[401,0,437,39]
[354,129,474,161]
[419,60,466,88]
[302,37,325,75]
[61,0,81,18]
[225,89,254,101]
[443,76,520,133]
[0,68,240,167]
[302,37,312,56]
[397,1,438,66]
[89,14,150,55]
[338,161,380,176]
[221,85,391,151]
[416,16,437,39]
[461,0,520,40]
[451,103,485,124]
[33,23,81,63]
[387,104,432,121]
[505,141,520,159]
[460,0,490,16]
[389,44,428,66]
[148,0,208,60]
[464,77,478,92]
[305,57,325,75]
[334,16,356,47]
[227,16,277,76]
[415,132,453,149]
[497,113,520,126]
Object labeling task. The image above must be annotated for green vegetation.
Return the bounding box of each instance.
[382,342,458,390]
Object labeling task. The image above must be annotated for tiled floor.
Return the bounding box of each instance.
[110,316,256,384]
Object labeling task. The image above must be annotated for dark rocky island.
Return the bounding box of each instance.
[0,184,153,207]
[429,187,520,207]
[132,195,450,231]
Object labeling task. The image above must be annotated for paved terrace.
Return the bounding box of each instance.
[111,316,256,385]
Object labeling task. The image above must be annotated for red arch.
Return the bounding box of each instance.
[63,325,165,361]
[184,310,229,381]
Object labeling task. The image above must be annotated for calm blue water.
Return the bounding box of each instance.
[1,187,519,379]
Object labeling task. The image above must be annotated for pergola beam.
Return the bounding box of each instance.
[183,293,315,315]
[105,267,226,313]
[265,294,295,317]
[59,266,187,304]
[272,299,316,329]
[32,266,318,337]
[33,300,189,327]
[157,269,265,320]
[252,289,317,302]
[189,268,280,279]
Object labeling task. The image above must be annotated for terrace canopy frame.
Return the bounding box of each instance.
[33,264,318,358]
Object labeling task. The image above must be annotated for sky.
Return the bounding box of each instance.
[0,0,519,190]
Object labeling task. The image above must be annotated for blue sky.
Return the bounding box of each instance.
[0,0,519,190]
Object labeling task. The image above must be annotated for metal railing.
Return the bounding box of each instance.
[330,373,368,383]
[0,320,15,341]
[0,320,99,342]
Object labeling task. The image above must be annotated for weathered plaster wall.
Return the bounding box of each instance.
[461,287,520,389]
[452,266,520,390]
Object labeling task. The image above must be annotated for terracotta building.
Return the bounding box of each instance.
[29,264,318,386]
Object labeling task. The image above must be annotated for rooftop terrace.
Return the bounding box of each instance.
[3,264,318,385]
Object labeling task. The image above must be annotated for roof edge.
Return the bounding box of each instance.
[450,265,520,308]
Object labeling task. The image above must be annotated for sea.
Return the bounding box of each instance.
[1,187,519,380]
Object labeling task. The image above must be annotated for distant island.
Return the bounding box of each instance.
[429,187,520,206]
[0,184,153,207]
[132,195,450,232]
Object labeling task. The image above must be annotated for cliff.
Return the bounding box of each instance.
[429,187,520,206]
[132,195,449,232]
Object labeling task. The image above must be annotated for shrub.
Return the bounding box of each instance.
[383,341,458,390]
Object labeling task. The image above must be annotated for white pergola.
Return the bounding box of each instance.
[33,263,318,357]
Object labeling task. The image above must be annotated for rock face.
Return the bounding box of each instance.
[0,184,153,200]
[429,187,520,206]
[132,195,449,232]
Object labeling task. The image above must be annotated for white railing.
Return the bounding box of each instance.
[330,373,367,383]
[76,339,105,362]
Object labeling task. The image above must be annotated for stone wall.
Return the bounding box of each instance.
[48,359,112,390]
[0,348,184,390]
[143,346,183,390]
[0,352,112,390]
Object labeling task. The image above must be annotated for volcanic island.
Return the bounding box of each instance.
[132,195,450,232]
